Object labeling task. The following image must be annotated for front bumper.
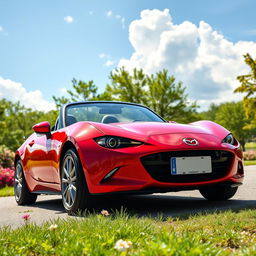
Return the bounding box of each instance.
[78,138,244,195]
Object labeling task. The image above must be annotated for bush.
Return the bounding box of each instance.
[0,145,15,188]
[0,145,14,169]
[0,168,14,188]
[243,150,256,160]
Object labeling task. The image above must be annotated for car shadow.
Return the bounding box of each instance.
[91,194,256,219]
[31,193,256,219]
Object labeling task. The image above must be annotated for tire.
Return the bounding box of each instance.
[199,186,238,201]
[61,148,92,215]
[14,160,37,205]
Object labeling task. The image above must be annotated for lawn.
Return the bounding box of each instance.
[244,160,256,166]
[0,209,256,255]
[245,142,256,150]
[0,186,14,197]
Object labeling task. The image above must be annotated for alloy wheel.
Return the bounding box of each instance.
[61,155,77,208]
[14,163,23,201]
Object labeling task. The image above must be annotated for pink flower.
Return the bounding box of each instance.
[21,214,31,221]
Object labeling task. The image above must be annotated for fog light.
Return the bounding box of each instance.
[102,167,119,182]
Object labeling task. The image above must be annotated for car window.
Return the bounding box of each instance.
[65,103,164,125]
[52,117,60,131]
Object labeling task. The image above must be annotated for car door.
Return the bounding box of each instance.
[26,132,56,183]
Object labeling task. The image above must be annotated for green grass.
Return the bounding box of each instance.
[245,142,256,150]
[1,209,256,255]
[244,160,256,166]
[0,186,14,197]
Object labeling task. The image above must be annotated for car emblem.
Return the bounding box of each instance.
[183,138,199,146]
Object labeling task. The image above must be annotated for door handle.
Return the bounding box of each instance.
[29,140,35,147]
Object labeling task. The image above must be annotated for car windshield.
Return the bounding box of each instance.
[65,102,165,125]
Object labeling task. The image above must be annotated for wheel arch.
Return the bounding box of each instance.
[14,153,21,167]
[59,141,78,171]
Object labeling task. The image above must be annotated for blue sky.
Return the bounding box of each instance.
[0,0,256,111]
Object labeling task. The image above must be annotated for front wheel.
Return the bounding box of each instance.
[14,160,37,205]
[199,186,238,201]
[61,149,92,214]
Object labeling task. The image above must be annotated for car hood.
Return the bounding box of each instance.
[90,121,229,143]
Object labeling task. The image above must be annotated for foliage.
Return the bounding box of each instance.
[234,53,256,128]
[0,168,14,188]
[1,210,256,255]
[0,185,14,197]
[0,99,58,151]
[0,145,14,169]
[200,103,220,121]
[245,142,256,150]
[214,101,255,151]
[53,79,112,108]
[55,68,199,123]
[0,145,15,188]
[108,68,199,123]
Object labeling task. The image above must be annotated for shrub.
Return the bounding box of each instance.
[0,145,14,169]
[0,145,15,188]
[0,168,14,188]
[243,150,256,161]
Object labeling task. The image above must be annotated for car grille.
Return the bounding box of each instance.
[140,150,233,183]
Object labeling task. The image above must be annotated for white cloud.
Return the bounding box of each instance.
[0,77,55,111]
[118,9,256,109]
[104,60,115,67]
[106,10,112,17]
[0,26,3,32]
[121,17,125,29]
[64,16,74,23]
[106,11,125,29]
[99,53,108,59]
[99,53,115,67]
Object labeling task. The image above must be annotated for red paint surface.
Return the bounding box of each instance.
[16,120,244,194]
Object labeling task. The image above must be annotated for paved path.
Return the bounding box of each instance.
[0,166,255,228]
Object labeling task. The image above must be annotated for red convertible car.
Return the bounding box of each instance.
[14,101,244,214]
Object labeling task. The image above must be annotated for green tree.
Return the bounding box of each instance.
[107,68,198,122]
[200,103,220,121]
[53,68,198,123]
[234,53,256,128]
[0,99,58,151]
[106,68,147,104]
[53,79,112,107]
[215,101,254,151]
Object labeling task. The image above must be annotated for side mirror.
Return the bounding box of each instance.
[32,121,51,134]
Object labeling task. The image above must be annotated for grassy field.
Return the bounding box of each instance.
[0,186,14,197]
[244,160,256,166]
[0,209,256,255]
[245,142,256,150]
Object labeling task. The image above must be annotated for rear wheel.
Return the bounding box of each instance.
[199,186,238,201]
[61,149,92,214]
[14,160,37,205]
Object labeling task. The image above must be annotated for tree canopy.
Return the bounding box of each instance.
[0,99,57,151]
[234,53,256,128]
[53,67,198,123]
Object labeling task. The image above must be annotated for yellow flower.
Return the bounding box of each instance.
[114,239,132,252]
[48,224,58,231]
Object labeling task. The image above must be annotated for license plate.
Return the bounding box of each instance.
[170,156,212,175]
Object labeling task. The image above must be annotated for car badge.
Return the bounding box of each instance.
[183,138,199,146]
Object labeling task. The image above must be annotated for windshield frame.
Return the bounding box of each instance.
[62,101,166,127]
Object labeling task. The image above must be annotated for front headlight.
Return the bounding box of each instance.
[222,134,236,145]
[94,136,143,149]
